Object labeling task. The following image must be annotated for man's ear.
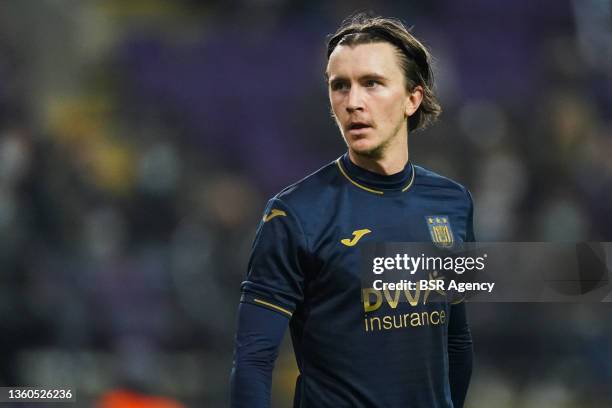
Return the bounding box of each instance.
[405,85,424,117]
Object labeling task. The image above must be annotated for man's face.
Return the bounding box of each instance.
[327,42,419,159]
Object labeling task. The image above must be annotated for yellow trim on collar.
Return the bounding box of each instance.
[401,166,415,192]
[336,159,384,195]
[336,158,415,194]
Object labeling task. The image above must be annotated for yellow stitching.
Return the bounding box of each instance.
[401,165,415,192]
[263,209,287,222]
[253,298,292,317]
[336,159,384,195]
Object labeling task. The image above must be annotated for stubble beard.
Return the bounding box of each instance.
[352,139,387,160]
[347,118,406,161]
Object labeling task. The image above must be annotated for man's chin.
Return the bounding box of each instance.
[349,143,384,160]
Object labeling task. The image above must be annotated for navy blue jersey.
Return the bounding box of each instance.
[239,154,473,407]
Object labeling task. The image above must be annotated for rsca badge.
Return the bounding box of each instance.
[426,216,454,248]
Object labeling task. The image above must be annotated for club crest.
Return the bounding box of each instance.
[426,216,454,248]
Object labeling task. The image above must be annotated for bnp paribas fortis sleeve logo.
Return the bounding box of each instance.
[426,216,454,248]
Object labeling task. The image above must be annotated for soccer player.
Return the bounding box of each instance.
[231,14,474,408]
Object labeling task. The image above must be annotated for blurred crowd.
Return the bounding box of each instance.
[0,0,610,407]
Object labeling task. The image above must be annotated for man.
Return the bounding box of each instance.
[231,14,474,408]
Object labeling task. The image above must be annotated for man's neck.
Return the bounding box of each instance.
[348,147,409,176]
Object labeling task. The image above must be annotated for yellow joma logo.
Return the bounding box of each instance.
[263,209,287,222]
[341,229,371,246]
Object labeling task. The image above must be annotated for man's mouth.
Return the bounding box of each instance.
[348,121,371,129]
[347,122,372,135]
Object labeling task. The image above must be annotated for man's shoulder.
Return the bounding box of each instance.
[269,158,340,211]
[413,164,471,198]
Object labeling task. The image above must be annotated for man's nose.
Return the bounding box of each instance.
[346,87,364,113]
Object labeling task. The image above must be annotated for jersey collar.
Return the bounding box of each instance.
[336,153,415,195]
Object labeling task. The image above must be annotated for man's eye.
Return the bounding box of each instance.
[365,80,379,88]
[331,82,349,91]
